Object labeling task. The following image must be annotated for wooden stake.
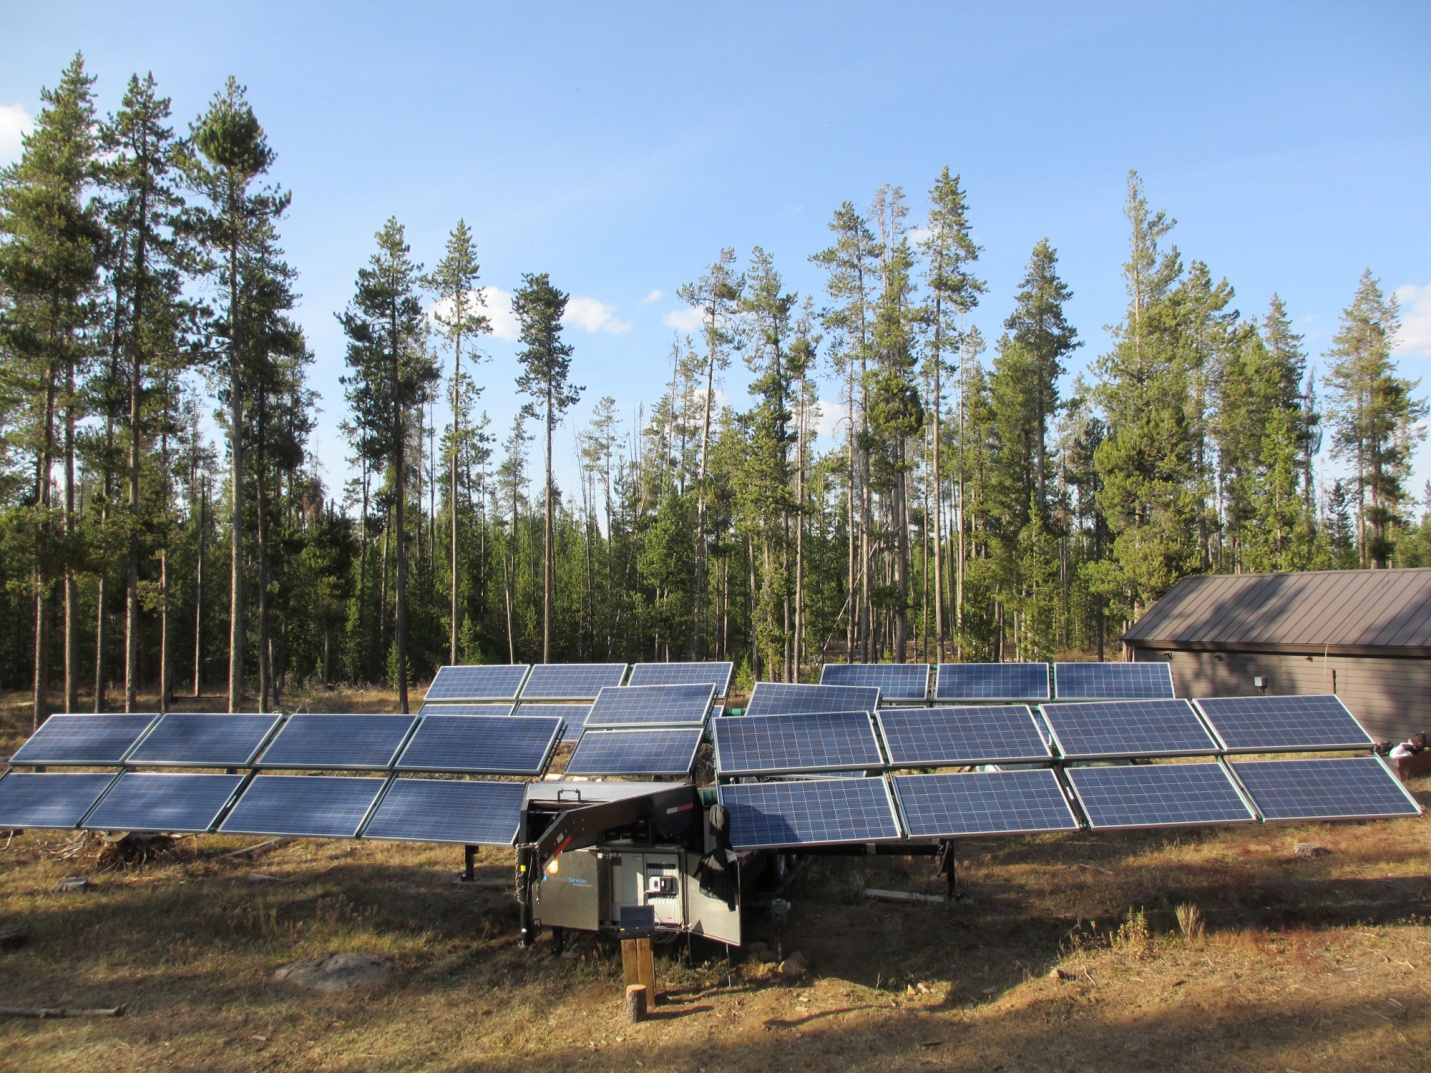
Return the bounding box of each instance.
[0,1005,126,1019]
[621,937,656,1001]
[624,984,647,1024]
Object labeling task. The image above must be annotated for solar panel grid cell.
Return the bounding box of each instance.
[584,684,715,727]
[254,715,417,770]
[1229,757,1421,820]
[714,711,882,775]
[218,775,387,837]
[395,715,560,775]
[126,713,281,767]
[424,664,530,702]
[1193,695,1374,753]
[1065,762,1256,829]
[360,778,526,845]
[564,727,704,776]
[819,663,930,701]
[519,663,628,699]
[82,772,246,832]
[626,661,734,695]
[877,706,1052,767]
[935,663,1050,701]
[9,713,158,766]
[1040,699,1218,759]
[1053,662,1175,699]
[744,682,880,717]
[718,777,902,849]
[893,769,1079,837]
[0,771,116,828]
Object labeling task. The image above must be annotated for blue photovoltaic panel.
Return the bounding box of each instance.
[424,664,530,702]
[1193,695,1374,753]
[565,727,704,776]
[1065,762,1256,830]
[744,682,881,717]
[520,663,628,700]
[417,703,515,716]
[820,663,930,701]
[893,769,1079,838]
[1229,757,1421,821]
[936,663,1050,702]
[83,772,246,833]
[1054,662,1175,699]
[626,661,735,696]
[718,777,902,849]
[877,706,1052,767]
[714,711,882,775]
[585,684,715,728]
[218,775,387,837]
[9,713,157,766]
[515,703,590,743]
[360,778,526,845]
[0,772,116,829]
[395,715,560,775]
[254,714,416,770]
[1040,699,1218,759]
[126,713,280,767]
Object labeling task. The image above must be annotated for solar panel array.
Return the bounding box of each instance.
[83,773,246,833]
[362,779,526,845]
[520,663,628,700]
[565,727,705,776]
[1194,695,1374,753]
[10,714,157,766]
[744,682,881,717]
[255,714,417,770]
[714,712,883,775]
[718,777,903,849]
[127,713,280,767]
[892,770,1079,838]
[626,661,734,696]
[394,715,561,775]
[1053,661,1175,699]
[1040,699,1218,759]
[1228,757,1419,821]
[584,683,715,727]
[877,706,1052,767]
[1064,763,1256,830]
[936,663,1050,702]
[820,663,930,700]
[425,664,531,702]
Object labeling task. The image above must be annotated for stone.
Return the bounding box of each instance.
[275,952,396,992]
[57,876,91,893]
[778,950,810,979]
[1294,843,1330,859]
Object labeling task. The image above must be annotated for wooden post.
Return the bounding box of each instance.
[621,937,657,1002]
[624,984,647,1023]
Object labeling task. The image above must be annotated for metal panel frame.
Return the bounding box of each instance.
[1039,698,1219,759]
[891,768,1081,839]
[876,705,1053,767]
[1191,694,1375,753]
[1227,755,1423,821]
[564,726,704,777]
[1053,661,1176,700]
[394,714,561,776]
[934,663,1051,703]
[717,776,904,850]
[1063,761,1258,831]
[713,711,884,776]
[424,664,531,703]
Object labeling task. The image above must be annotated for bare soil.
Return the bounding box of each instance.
[2,689,1429,1072]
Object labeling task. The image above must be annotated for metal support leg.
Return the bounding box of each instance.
[460,844,478,882]
[517,846,536,947]
[936,840,957,900]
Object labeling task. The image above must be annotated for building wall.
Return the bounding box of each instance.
[1128,647,1431,743]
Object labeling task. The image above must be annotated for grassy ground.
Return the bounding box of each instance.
[1,690,1429,1072]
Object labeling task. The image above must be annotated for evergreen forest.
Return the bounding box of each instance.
[3,57,1428,720]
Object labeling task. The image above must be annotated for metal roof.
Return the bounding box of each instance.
[1121,568,1431,655]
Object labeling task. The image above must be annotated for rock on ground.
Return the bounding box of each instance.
[274,952,396,992]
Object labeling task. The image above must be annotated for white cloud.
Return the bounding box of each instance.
[0,103,31,166]
[565,296,631,334]
[1395,282,1431,357]
[428,287,519,341]
[640,289,663,304]
[904,225,932,246]
[814,399,844,439]
[663,307,704,332]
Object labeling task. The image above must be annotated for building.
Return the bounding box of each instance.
[1121,567,1431,743]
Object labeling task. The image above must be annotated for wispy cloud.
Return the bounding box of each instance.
[565,296,632,334]
[663,307,703,332]
[428,287,519,341]
[640,289,664,304]
[0,103,31,166]
[1395,282,1431,357]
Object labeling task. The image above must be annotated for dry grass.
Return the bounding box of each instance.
[2,690,1430,1071]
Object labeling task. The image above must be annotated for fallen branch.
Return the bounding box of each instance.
[219,838,294,860]
[0,1004,125,1019]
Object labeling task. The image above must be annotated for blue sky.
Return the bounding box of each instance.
[3,2,1429,502]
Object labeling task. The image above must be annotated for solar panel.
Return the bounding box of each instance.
[820,663,930,701]
[1054,662,1175,699]
[424,664,530,702]
[515,703,591,743]
[254,714,416,770]
[718,777,902,849]
[714,711,882,775]
[1229,757,1421,821]
[9,713,158,766]
[520,663,628,700]
[126,713,281,767]
[0,772,116,829]
[744,682,880,717]
[1065,762,1256,829]
[935,663,1050,702]
[218,775,387,838]
[564,727,704,776]
[395,715,561,775]
[893,770,1080,838]
[417,703,515,716]
[360,778,526,845]
[626,661,734,695]
[1193,695,1375,753]
[877,706,1052,767]
[1040,699,1218,759]
[584,684,715,727]
[82,773,246,833]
